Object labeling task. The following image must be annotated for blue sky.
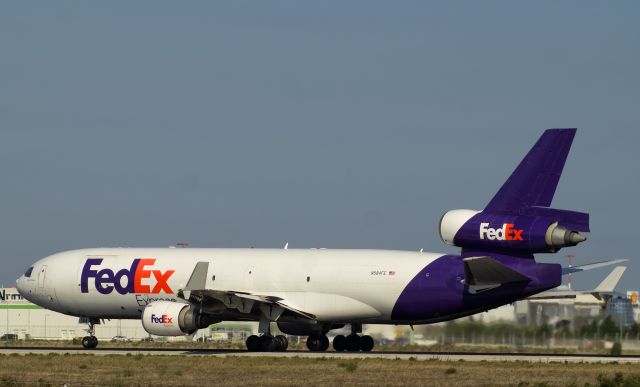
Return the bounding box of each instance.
[0,2,638,291]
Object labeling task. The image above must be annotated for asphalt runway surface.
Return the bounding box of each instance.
[1,346,638,363]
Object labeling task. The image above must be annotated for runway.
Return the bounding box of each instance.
[1,347,638,363]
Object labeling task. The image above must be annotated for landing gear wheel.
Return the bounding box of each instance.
[274,335,289,351]
[333,335,346,351]
[259,335,275,352]
[360,335,374,352]
[320,335,330,351]
[246,335,260,351]
[82,336,97,349]
[306,334,326,351]
[346,334,361,352]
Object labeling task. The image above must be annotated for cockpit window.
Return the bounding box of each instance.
[24,267,33,278]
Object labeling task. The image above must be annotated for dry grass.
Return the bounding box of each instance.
[0,354,639,386]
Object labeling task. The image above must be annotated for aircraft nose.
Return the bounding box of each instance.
[16,277,24,293]
[16,266,35,300]
[15,277,27,299]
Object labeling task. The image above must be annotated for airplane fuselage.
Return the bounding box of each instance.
[16,247,559,325]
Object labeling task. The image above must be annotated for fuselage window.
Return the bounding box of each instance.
[24,267,33,278]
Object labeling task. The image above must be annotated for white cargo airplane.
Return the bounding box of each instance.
[15,129,626,351]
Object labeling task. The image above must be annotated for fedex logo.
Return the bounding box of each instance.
[80,258,175,295]
[479,223,524,241]
[151,314,173,324]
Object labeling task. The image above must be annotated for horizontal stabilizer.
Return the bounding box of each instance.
[463,256,530,286]
[562,259,628,275]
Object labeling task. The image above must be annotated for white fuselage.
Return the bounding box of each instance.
[16,248,443,324]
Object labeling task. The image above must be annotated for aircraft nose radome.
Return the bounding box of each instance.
[15,277,24,295]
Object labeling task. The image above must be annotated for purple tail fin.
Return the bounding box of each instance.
[484,128,576,214]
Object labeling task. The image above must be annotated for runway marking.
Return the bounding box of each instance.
[0,347,638,363]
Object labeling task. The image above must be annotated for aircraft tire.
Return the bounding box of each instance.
[306,334,323,351]
[346,334,361,351]
[274,335,288,351]
[360,335,374,352]
[246,335,261,351]
[332,335,347,351]
[82,336,97,349]
[320,335,329,351]
[259,335,275,351]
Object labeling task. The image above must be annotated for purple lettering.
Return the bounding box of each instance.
[95,269,115,294]
[80,259,103,293]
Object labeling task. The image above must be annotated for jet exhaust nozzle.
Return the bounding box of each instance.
[545,222,586,250]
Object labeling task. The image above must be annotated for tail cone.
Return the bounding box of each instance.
[568,232,587,244]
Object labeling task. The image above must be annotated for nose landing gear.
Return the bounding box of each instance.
[80,318,100,349]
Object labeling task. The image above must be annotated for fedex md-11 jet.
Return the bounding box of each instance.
[16,129,625,352]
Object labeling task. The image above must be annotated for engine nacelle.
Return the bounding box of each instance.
[142,301,208,336]
[439,209,587,254]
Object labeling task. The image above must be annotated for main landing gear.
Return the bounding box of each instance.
[245,334,289,352]
[81,318,99,349]
[331,323,374,352]
[331,334,374,352]
[245,317,289,352]
[305,324,374,352]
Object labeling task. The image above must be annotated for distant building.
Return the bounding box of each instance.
[0,287,173,340]
[512,287,636,330]
[607,295,635,327]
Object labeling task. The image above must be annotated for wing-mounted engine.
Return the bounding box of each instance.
[141,300,215,336]
[439,208,588,254]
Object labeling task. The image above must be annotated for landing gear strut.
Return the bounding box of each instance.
[81,318,99,349]
[332,324,374,352]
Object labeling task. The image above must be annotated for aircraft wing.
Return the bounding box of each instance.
[177,262,381,321]
[527,266,627,300]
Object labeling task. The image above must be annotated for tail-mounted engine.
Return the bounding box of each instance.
[141,301,213,336]
[439,208,588,254]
